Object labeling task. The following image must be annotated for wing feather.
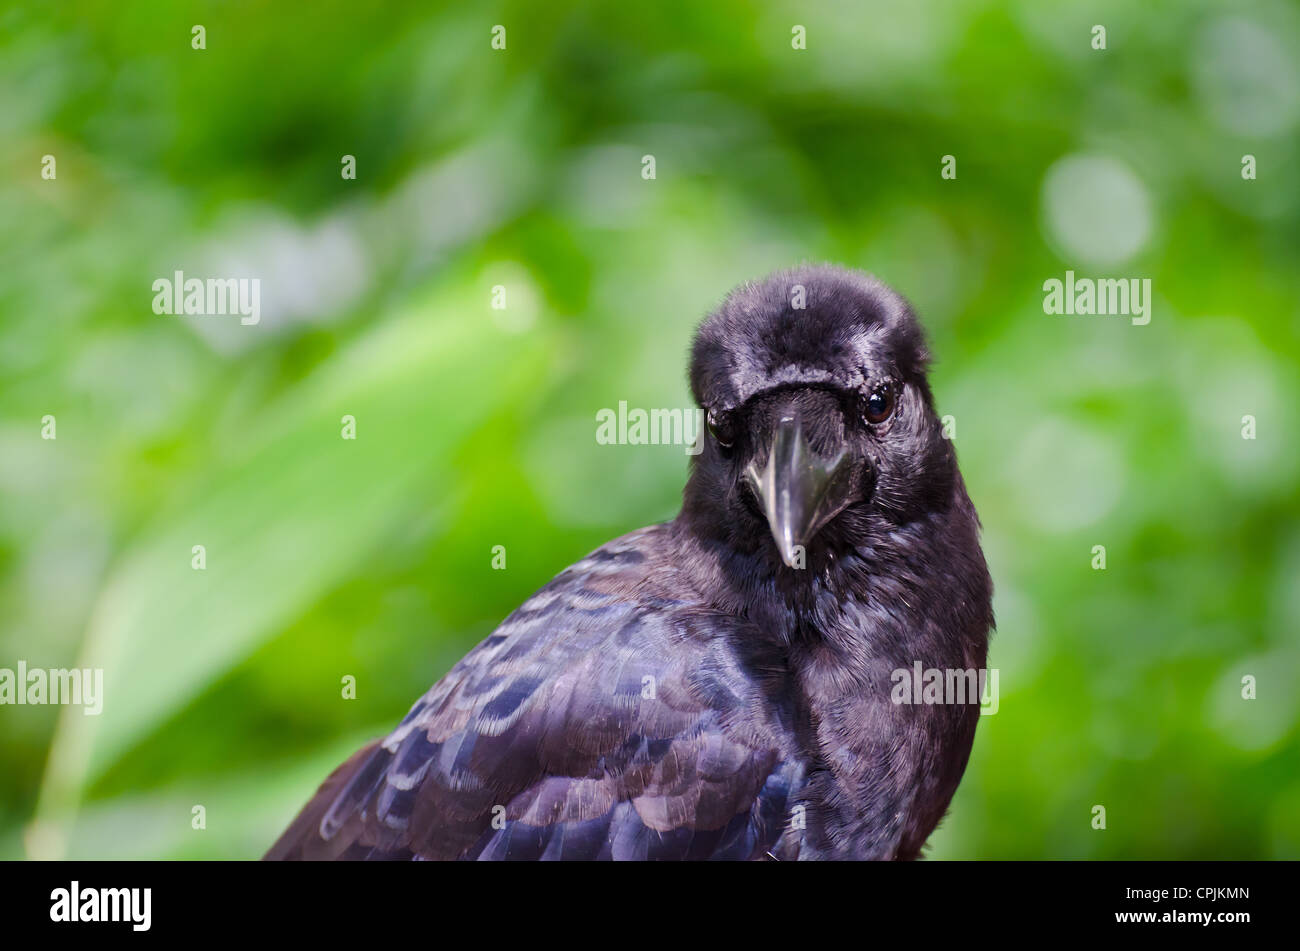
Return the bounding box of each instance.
[266,526,804,861]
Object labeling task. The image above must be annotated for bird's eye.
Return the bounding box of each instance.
[864,384,897,424]
[707,410,735,449]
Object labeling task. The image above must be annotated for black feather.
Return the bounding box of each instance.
[266,265,993,861]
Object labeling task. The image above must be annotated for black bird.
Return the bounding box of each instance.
[267,265,994,861]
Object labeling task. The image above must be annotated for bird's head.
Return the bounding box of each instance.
[684,265,957,569]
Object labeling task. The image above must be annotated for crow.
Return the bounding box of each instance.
[266,265,994,861]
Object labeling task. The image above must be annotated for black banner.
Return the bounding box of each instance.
[0,860,1282,939]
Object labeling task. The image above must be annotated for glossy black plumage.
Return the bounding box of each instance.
[267,265,994,861]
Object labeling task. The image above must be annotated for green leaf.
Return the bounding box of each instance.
[33,282,547,843]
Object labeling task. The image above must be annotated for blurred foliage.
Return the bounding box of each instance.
[1,0,1298,859]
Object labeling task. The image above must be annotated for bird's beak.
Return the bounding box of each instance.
[744,412,856,568]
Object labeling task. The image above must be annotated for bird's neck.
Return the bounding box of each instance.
[669,502,993,858]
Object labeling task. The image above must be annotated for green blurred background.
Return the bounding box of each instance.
[1,0,1298,859]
